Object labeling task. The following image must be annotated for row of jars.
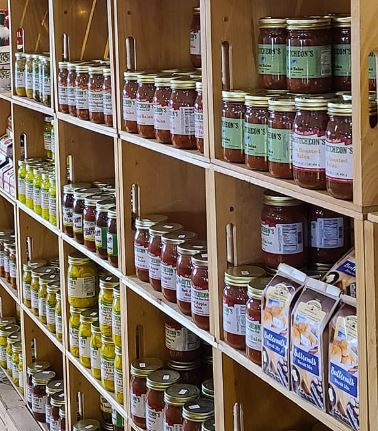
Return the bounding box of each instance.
[221,92,356,201]
[14,53,51,106]
[62,181,118,267]
[123,72,204,153]
[0,230,17,288]
[43,116,56,158]
[58,60,113,126]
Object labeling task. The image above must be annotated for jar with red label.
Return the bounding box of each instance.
[191,253,209,330]
[67,63,78,117]
[169,78,197,149]
[130,358,164,429]
[190,7,201,68]
[84,195,104,252]
[134,214,168,282]
[165,318,201,361]
[32,370,56,422]
[261,191,307,269]
[332,16,351,91]
[123,71,139,133]
[148,222,183,292]
[223,266,266,350]
[194,81,204,153]
[177,241,207,316]
[75,65,90,121]
[107,207,118,267]
[182,399,214,431]
[136,73,157,138]
[103,68,113,127]
[292,96,331,189]
[153,74,172,143]
[95,199,115,259]
[58,62,69,113]
[73,188,98,244]
[161,231,197,303]
[88,67,104,124]
[325,101,353,200]
[168,360,201,386]
[146,370,180,431]
[164,384,200,431]
[268,97,295,178]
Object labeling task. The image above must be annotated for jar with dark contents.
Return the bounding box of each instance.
[222,91,246,163]
[73,419,101,431]
[130,358,164,429]
[95,199,115,259]
[369,52,377,91]
[332,16,351,91]
[258,17,287,90]
[370,92,377,128]
[165,318,201,361]
[223,265,266,350]
[123,71,139,133]
[261,191,307,269]
[32,370,56,422]
[164,384,200,430]
[63,183,91,238]
[9,246,17,288]
[194,81,204,153]
[153,74,172,143]
[50,391,65,431]
[182,399,214,431]
[88,67,104,124]
[136,73,157,138]
[292,96,330,189]
[201,418,215,431]
[134,214,168,282]
[191,253,209,330]
[46,380,64,427]
[190,7,201,68]
[201,379,214,400]
[107,207,118,267]
[103,68,113,127]
[168,360,201,386]
[325,101,353,200]
[32,54,41,102]
[148,222,183,291]
[83,195,104,252]
[244,93,269,171]
[161,231,197,303]
[73,188,98,244]
[26,361,50,408]
[286,18,332,93]
[112,410,125,431]
[67,63,78,116]
[58,62,69,113]
[268,97,295,178]
[75,65,90,121]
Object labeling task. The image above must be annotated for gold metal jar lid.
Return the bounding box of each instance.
[154,74,174,87]
[259,17,287,28]
[27,360,50,375]
[68,252,93,266]
[182,398,215,422]
[124,70,140,81]
[286,17,331,30]
[248,277,271,299]
[46,282,61,293]
[146,369,180,391]
[15,52,25,59]
[51,391,65,407]
[7,333,20,344]
[149,222,183,236]
[168,360,201,371]
[70,306,94,316]
[32,370,56,385]
[31,265,56,278]
[264,190,303,206]
[202,379,214,398]
[245,93,270,107]
[46,379,64,395]
[192,252,208,267]
[162,231,197,245]
[130,357,164,377]
[115,345,122,356]
[193,7,200,14]
[164,383,200,406]
[58,61,69,68]
[73,419,101,431]
[222,90,247,102]
[171,77,196,90]
[12,341,22,353]
[201,418,216,431]
[103,68,111,76]
[135,214,168,230]
[137,72,158,84]
[332,15,351,27]
[177,240,207,256]
[84,194,109,207]
[80,309,98,323]
[59,406,65,419]
[268,97,295,112]
[0,317,16,327]
[100,275,119,289]
[328,101,352,116]
[225,265,266,287]
[40,272,60,286]
[23,259,47,272]
[91,320,101,333]
[294,95,335,111]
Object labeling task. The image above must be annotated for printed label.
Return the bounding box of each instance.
[49,197,56,217]
[369,52,376,80]
[222,117,243,149]
[170,107,195,135]
[67,86,76,107]
[146,406,164,431]
[268,128,292,163]
[149,254,161,280]
[287,45,332,79]
[58,85,68,105]
[33,187,41,208]
[16,71,25,88]
[56,314,62,335]
[244,123,267,157]
[88,91,104,113]
[246,317,262,351]
[50,419,59,431]
[333,44,352,77]
[311,217,344,249]
[41,190,50,211]
[23,281,31,301]
[131,393,146,418]
[84,220,96,242]
[107,233,118,257]
[69,327,79,349]
[223,303,246,335]
[176,275,191,303]
[165,425,182,431]
[135,244,149,270]
[46,304,55,326]
[68,276,96,298]
[75,88,88,110]
[190,30,201,56]
[154,104,170,131]
[9,261,17,279]
[191,286,209,316]
[43,131,51,151]
[100,357,114,381]
[31,289,39,311]
[258,43,287,75]
[165,325,201,352]
[43,77,51,97]
[90,346,100,371]
[261,222,304,255]
[32,395,46,414]
[136,101,154,126]
[79,336,90,359]
[292,132,326,170]
[0,346,6,364]
[26,385,33,405]
[73,213,83,233]
[99,302,112,327]
[95,226,107,249]
[25,71,33,90]
[3,257,8,276]
[115,368,123,395]
[38,297,46,317]
[123,97,136,121]
[103,92,113,116]
[325,141,353,180]
[194,110,204,139]
[63,207,73,227]
[161,263,176,290]
[26,180,34,201]
[18,177,25,197]
[112,311,121,337]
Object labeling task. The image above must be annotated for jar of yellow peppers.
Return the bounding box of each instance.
[67,253,97,308]
[100,335,115,392]
[6,333,20,372]
[55,293,63,341]
[33,167,43,215]
[69,306,87,358]
[99,276,118,337]
[46,282,60,333]
[31,266,56,316]
[38,272,60,324]
[25,54,33,98]
[79,309,98,369]
[0,325,18,369]
[18,160,26,203]
[41,172,50,221]
[112,286,121,347]
[90,320,102,380]
[114,345,123,404]
[18,351,24,394]
[11,341,22,386]
[49,175,57,226]
[22,259,47,308]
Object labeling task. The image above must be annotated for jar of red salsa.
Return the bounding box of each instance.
[130,358,164,429]
[223,265,266,350]
[107,207,118,267]
[136,73,158,138]
[73,188,98,244]
[75,65,90,121]
[177,241,207,316]
[153,74,172,144]
[95,199,116,259]
[26,361,50,409]
[32,370,56,422]
[190,7,201,68]
[148,222,183,292]
[182,399,214,431]
[201,379,214,400]
[258,17,287,90]
[84,195,104,252]
[63,183,91,238]
[123,71,139,133]
[67,63,78,117]
[168,360,201,386]
[161,231,197,303]
[88,67,105,124]
[164,384,200,430]
[325,101,353,200]
[261,191,307,269]
[194,81,204,153]
[191,253,209,330]
[103,68,113,127]
[165,318,201,362]
[58,62,69,113]
[50,391,65,431]
[332,16,351,91]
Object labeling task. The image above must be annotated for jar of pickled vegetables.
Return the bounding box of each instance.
[31,266,56,316]
[112,286,121,347]
[99,275,118,336]
[114,345,123,404]
[6,333,20,372]
[55,293,62,341]
[69,306,88,358]
[41,57,51,106]
[18,352,24,394]
[90,320,102,379]
[22,259,47,308]
[9,246,17,289]
[11,341,21,385]
[17,160,26,203]
[38,272,60,324]
[49,175,57,225]
[79,309,98,368]
[46,283,60,333]
[25,54,33,98]
[25,163,35,208]
[67,253,97,307]
[32,54,41,101]
[100,335,115,392]
[15,52,26,96]
[41,172,50,221]
[33,167,43,215]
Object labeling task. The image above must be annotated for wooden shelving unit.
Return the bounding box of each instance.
[0,0,377,430]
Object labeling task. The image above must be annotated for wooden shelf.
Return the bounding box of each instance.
[57,112,118,138]
[0,367,24,401]
[17,202,60,236]
[0,278,19,304]
[0,188,16,206]
[11,96,54,117]
[0,91,12,102]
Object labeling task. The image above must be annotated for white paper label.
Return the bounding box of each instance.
[190,31,201,56]
[170,107,195,136]
[115,368,123,395]
[0,346,6,364]
[191,286,209,316]
[123,97,136,121]
[176,275,191,303]
[88,91,104,113]
[161,263,176,291]
[100,357,114,381]
[246,316,262,351]
[261,222,304,255]
[38,297,46,317]
[90,346,100,371]
[9,261,17,279]
[56,315,62,335]
[84,220,96,242]
[75,88,88,110]
[32,395,46,414]
[68,276,96,298]
[99,302,112,327]
[73,213,83,233]
[154,104,170,131]
[67,86,76,107]
[325,141,353,180]
[165,325,200,352]
[136,101,154,126]
[164,424,182,431]
[79,336,90,359]
[63,207,73,227]
[146,406,164,431]
[31,289,39,310]
[41,190,50,211]
[311,217,344,249]
[23,281,31,301]
[16,71,25,88]
[26,181,33,201]
[33,187,41,207]
[104,92,113,116]
[223,303,246,335]
[18,177,25,196]
[292,133,326,169]
[58,85,67,105]
[112,311,121,337]
[69,327,79,349]
[46,304,55,325]
[25,71,33,90]
[135,244,149,270]
[148,254,161,280]
[49,197,56,217]
[131,393,146,418]
[194,110,203,139]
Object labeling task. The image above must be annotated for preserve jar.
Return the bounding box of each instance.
[88,66,105,124]
[110,286,121,348]
[55,293,62,341]
[18,160,26,203]
[18,352,24,394]
[123,71,139,133]
[3,242,11,283]
[114,345,123,403]
[32,54,41,102]
[168,360,201,386]
[62,184,75,237]
[26,361,50,408]
[99,275,118,336]
[261,191,307,269]
[25,54,34,98]
[67,253,97,307]
[103,68,113,127]
[146,370,180,431]
[46,380,64,426]
[369,52,377,91]
[201,379,214,399]
[292,96,330,189]
[33,167,43,215]
[222,91,246,163]
[223,265,266,350]
[41,57,51,106]
[22,262,35,308]
[49,175,57,226]
[194,81,204,153]
[6,333,20,373]
[69,306,83,357]
[90,320,101,379]
[11,342,21,385]
[67,63,78,116]
[9,246,17,289]
[73,188,98,244]
[38,272,60,324]
[286,18,332,93]
[50,391,65,431]
[100,335,115,392]
[191,253,209,330]
[0,235,13,278]
[15,52,26,96]
[161,231,197,303]
[130,358,164,428]
[107,207,118,267]
[244,93,269,171]
[136,73,158,138]
[153,74,172,143]
[25,162,35,209]
[164,384,200,430]
[41,172,50,221]
[201,418,215,431]
[58,62,69,113]
[79,309,98,368]
[46,283,60,333]
[84,195,104,252]
[176,241,207,315]
[325,101,353,200]
[182,399,214,431]
[95,199,115,259]
[73,420,100,431]
[165,318,201,361]
[32,370,56,422]
[0,324,19,369]
[75,65,90,121]
[148,222,183,291]
[190,7,201,68]
[332,16,351,91]
[31,266,56,316]
[258,17,287,90]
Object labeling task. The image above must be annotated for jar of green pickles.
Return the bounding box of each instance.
[79,309,98,369]
[46,282,60,333]
[0,324,20,368]
[31,266,56,316]
[41,57,51,106]
[25,163,35,209]
[114,345,123,404]
[32,54,41,102]
[55,293,62,341]
[15,52,26,97]
[22,259,47,308]
[17,160,26,203]
[38,272,60,324]
[18,352,24,394]
[25,54,33,98]
[69,306,88,358]
[49,175,57,225]
[33,167,43,215]
[11,341,22,385]
[112,286,121,347]
[43,117,53,153]
[99,275,118,336]
[100,335,115,392]
[41,172,50,221]
[6,333,20,373]
[67,253,97,308]
[90,320,102,379]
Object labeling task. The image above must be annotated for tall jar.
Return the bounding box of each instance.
[83,195,104,252]
[99,275,118,336]
[95,199,115,259]
[191,253,210,330]
[100,335,115,392]
[22,259,47,308]
[46,283,60,333]
[32,167,43,215]
[107,208,118,267]
[194,81,204,153]
[63,183,91,238]
[48,175,57,226]
[88,66,105,124]
[38,272,60,324]
[164,384,200,430]
[73,188,98,244]
[58,62,69,113]
[153,74,172,143]
[69,307,83,358]
[41,172,50,221]
[332,16,351,91]
[165,318,201,362]
[25,54,34,98]
[123,71,139,133]
[190,7,201,68]
[9,246,17,289]
[103,68,113,126]
[41,57,51,106]
[67,63,78,116]
[136,73,157,138]
[182,399,214,431]
[0,324,19,368]
[114,346,123,404]
[75,65,90,121]
[46,380,64,427]
[32,54,41,102]
[26,361,50,408]
[55,293,63,341]
[369,52,377,91]
[90,320,102,379]
[15,52,26,96]
[112,286,121,347]
[17,160,26,203]
[67,253,97,308]
[79,309,98,368]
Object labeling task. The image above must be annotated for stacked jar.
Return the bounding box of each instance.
[0,230,15,287]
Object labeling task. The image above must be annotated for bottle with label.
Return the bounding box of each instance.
[190,7,201,68]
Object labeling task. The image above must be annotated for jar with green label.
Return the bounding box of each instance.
[369,52,377,91]
[15,52,26,96]
[90,320,102,379]
[112,286,121,347]
[55,293,62,341]
[67,253,97,308]
[79,309,98,368]
[18,352,24,394]
[33,167,43,215]
[6,333,20,373]
[332,16,351,91]
[17,160,26,203]
[49,175,57,226]
[99,276,118,336]
[69,306,87,358]
[107,208,118,268]
[11,341,22,385]
[41,57,51,106]
[31,266,56,316]
[114,345,123,404]
[0,325,19,368]
[100,335,115,392]
[41,172,50,221]
[221,91,246,163]
[25,54,34,98]
[46,283,60,333]
[32,54,41,101]
[25,163,35,209]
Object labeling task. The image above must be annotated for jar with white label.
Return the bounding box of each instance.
[114,345,123,404]
[73,188,99,244]
[88,66,105,124]
[123,71,139,133]
[164,383,200,430]
[79,309,98,368]
[15,52,26,96]
[67,253,97,308]
[165,318,201,361]
[153,74,173,143]
[26,361,50,409]
[112,286,121,347]
[194,81,204,153]
[99,275,119,336]
[136,73,158,138]
[32,370,56,422]
[100,335,115,392]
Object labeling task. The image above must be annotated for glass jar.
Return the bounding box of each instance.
[69,306,85,358]
[164,384,200,430]
[130,358,164,429]
[89,320,101,379]
[79,309,98,368]
[23,260,47,308]
[63,183,91,237]
[18,160,26,203]
[38,272,60,324]
[325,101,353,200]
[88,67,104,124]
[107,208,118,267]
[146,370,180,431]
[32,370,56,422]
[99,275,118,336]
[26,361,50,408]
[0,324,18,368]
[114,345,123,404]
[169,78,197,149]
[75,65,90,121]
[46,380,64,427]
[25,162,35,209]
[190,7,201,68]
[161,231,197,303]
[15,52,26,96]
[165,318,201,361]
[112,410,125,431]
[287,18,332,93]
[84,195,104,251]
[73,188,99,244]
[201,418,215,431]
[31,266,56,316]
[258,17,287,90]
[49,175,57,226]
[194,81,204,153]
[0,235,13,278]
[55,293,63,341]
[33,167,43,215]
[73,420,101,431]
[67,253,97,307]
[50,391,65,431]
[25,54,34,98]
[3,242,12,283]
[176,241,207,315]
[103,68,113,127]
[369,52,377,91]
[168,360,201,386]
[41,172,50,221]
[148,222,183,291]
[9,246,17,288]
[153,74,172,143]
[222,91,246,163]
[202,379,214,400]
[268,97,296,178]
[100,335,115,392]
[136,73,157,138]
[191,253,209,330]
[46,284,60,333]
[67,63,78,116]
[182,399,214,431]
[6,333,20,373]
[123,71,139,133]
[41,57,51,106]
[111,286,122,348]
[58,62,69,113]
[18,352,24,394]
[95,199,115,259]
[32,54,41,101]
[223,265,265,350]
[332,16,351,91]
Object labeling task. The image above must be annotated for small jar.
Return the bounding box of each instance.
[3,242,12,283]
[369,52,377,91]
[176,241,207,316]
[63,183,91,237]
[161,231,197,303]
[112,286,122,348]
[0,324,18,368]
[168,360,201,386]
[99,275,118,336]
[169,78,197,149]
[258,17,287,90]
[33,167,43,215]
[15,52,26,96]
[18,352,24,394]
[146,370,180,431]
[123,71,139,133]
[41,57,51,106]
[84,195,104,252]
[90,320,102,379]
[222,91,246,163]
[0,236,13,278]
[26,361,50,408]
[58,61,69,113]
[332,16,351,91]
[79,309,98,368]
[201,418,215,431]
[182,399,214,431]
[112,411,125,431]
[268,97,296,178]
[18,160,26,203]
[25,163,35,209]
[25,54,34,98]
[103,68,113,126]
[46,380,64,427]
[190,7,201,68]
[69,307,84,358]
[153,74,172,143]
[100,335,115,392]
[165,318,201,361]
[9,246,17,289]
[32,54,41,101]
[223,265,266,350]
[46,283,60,333]
[325,101,353,200]
[75,65,90,121]
[191,253,209,330]
[48,175,57,226]
[107,208,118,267]
[88,66,105,124]
[50,391,65,431]
[41,172,50,221]
[38,272,60,324]
[55,293,63,341]
[73,420,101,431]
[32,370,56,422]
[73,188,98,244]
[31,266,56,315]
[201,379,214,400]
[67,63,78,116]
[114,345,123,404]
[164,384,200,430]
[136,73,157,138]
[194,81,204,153]
[6,333,20,373]
[148,222,183,291]
[130,358,164,428]
[95,199,115,259]
[67,253,97,308]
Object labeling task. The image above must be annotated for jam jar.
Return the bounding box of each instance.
[182,399,214,431]
[194,81,204,153]
[67,63,78,116]
[134,214,168,282]
[222,91,246,163]
[103,68,113,126]
[268,97,295,178]
[32,370,56,422]
[165,318,201,361]
[201,379,214,399]
[153,74,172,143]
[191,253,209,330]
[50,391,65,431]
[83,195,104,252]
[63,183,91,237]
[130,358,164,429]
[325,101,353,200]
[332,16,351,91]
[168,360,201,386]
[286,17,332,93]
[46,380,64,426]
[73,419,101,431]
[58,62,69,113]
[223,265,266,350]
[146,370,180,431]
[15,52,26,96]
[26,361,50,408]
[88,66,105,124]
[201,418,215,431]
[148,222,183,291]
[75,65,90,121]
[73,188,98,244]
[177,241,207,315]
[292,96,330,189]
[107,207,118,267]
[261,191,307,269]
[258,17,287,90]
[369,52,377,91]
[161,231,197,303]
[244,93,269,171]
[95,199,115,259]
[190,7,201,68]
[136,73,157,138]
[164,384,200,430]
[123,71,139,133]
